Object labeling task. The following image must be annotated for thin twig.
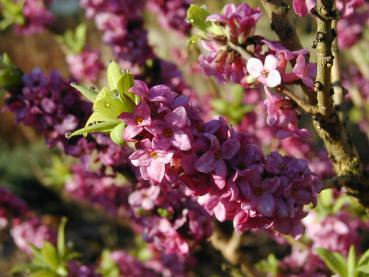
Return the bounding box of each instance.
[280,87,319,114]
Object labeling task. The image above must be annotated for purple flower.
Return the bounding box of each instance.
[16,0,54,35]
[292,0,316,16]
[195,134,240,189]
[128,185,161,211]
[293,54,317,88]
[120,101,152,141]
[10,218,56,254]
[198,3,261,83]
[129,139,174,183]
[66,50,104,82]
[264,89,310,139]
[147,107,191,151]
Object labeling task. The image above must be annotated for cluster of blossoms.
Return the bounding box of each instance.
[4,69,133,171]
[79,0,202,108]
[276,211,365,276]
[0,187,28,230]
[5,68,93,156]
[10,217,57,254]
[303,211,364,255]
[129,181,213,257]
[199,4,262,83]
[67,261,101,277]
[147,0,192,35]
[109,251,159,277]
[198,4,316,87]
[278,246,330,277]
[15,0,54,35]
[66,50,104,82]
[197,4,317,139]
[238,89,333,179]
[0,189,58,256]
[81,0,152,72]
[64,165,132,218]
[65,164,212,272]
[117,80,322,237]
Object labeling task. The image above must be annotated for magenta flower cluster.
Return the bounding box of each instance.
[199,3,262,83]
[66,50,104,82]
[81,0,153,72]
[0,187,28,230]
[5,69,93,156]
[147,0,192,35]
[15,0,54,35]
[10,217,57,254]
[120,80,322,237]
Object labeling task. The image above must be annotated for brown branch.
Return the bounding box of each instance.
[259,0,369,208]
[210,224,262,277]
[260,0,303,51]
[314,0,335,116]
[280,87,319,114]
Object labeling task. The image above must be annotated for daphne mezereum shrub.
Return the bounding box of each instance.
[2,0,369,276]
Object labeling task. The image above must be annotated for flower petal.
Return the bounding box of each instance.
[246,58,263,78]
[164,106,188,128]
[293,0,308,16]
[266,69,281,87]
[147,160,165,183]
[257,194,275,217]
[129,150,151,166]
[195,151,216,173]
[264,55,279,71]
[171,129,192,151]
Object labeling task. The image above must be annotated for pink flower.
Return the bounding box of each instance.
[128,185,161,211]
[293,54,317,88]
[10,218,56,254]
[66,50,104,82]
[292,0,316,16]
[264,89,310,139]
[247,55,282,87]
[129,139,174,183]
[120,101,151,141]
[195,134,240,189]
[147,106,192,151]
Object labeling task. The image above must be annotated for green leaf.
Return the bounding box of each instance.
[0,53,22,90]
[211,99,227,113]
[110,122,125,145]
[186,4,210,31]
[316,248,347,277]
[41,242,59,270]
[157,208,171,218]
[319,189,333,208]
[93,87,134,119]
[74,23,87,53]
[29,270,57,277]
[66,120,121,138]
[256,253,279,275]
[71,83,97,102]
[57,217,67,258]
[359,248,369,266]
[98,250,120,277]
[348,245,357,277]
[107,61,122,91]
[357,264,369,274]
[231,85,244,104]
[117,70,133,96]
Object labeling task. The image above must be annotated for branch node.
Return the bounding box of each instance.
[316,32,325,42]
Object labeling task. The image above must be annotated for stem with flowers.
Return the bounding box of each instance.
[259,0,369,207]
